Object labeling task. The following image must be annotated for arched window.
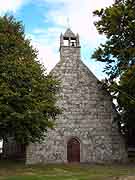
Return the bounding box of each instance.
[67,138,80,162]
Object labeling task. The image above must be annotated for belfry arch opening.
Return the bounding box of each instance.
[67,138,80,163]
[63,37,69,46]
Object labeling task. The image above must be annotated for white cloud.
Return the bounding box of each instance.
[0,0,29,14]
[31,0,114,79]
[27,33,60,73]
[44,0,114,43]
[34,41,59,73]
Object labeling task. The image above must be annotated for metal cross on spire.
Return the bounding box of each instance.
[67,17,71,28]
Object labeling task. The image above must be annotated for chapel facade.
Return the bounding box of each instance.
[26,29,127,164]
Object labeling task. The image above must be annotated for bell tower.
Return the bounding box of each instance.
[60,28,81,60]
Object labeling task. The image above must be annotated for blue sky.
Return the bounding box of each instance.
[0,0,114,79]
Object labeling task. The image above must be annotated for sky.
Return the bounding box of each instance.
[0,0,114,79]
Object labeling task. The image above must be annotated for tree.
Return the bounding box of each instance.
[0,15,61,145]
[116,66,135,146]
[92,0,135,144]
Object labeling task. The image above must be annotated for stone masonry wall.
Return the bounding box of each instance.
[26,46,127,164]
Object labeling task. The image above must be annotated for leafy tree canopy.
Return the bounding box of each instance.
[92,0,135,144]
[92,0,135,79]
[0,15,61,144]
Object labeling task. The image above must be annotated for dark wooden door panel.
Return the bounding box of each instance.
[67,138,80,162]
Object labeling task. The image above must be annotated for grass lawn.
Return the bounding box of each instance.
[0,161,135,180]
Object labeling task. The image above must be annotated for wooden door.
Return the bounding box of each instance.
[67,138,80,162]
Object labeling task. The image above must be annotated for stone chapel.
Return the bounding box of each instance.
[26,28,127,164]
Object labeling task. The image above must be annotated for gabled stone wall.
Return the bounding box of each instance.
[26,30,127,164]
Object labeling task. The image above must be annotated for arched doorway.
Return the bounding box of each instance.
[67,138,80,162]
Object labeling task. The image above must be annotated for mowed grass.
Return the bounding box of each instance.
[0,161,135,180]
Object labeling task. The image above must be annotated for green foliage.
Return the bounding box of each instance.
[116,66,135,144]
[92,0,135,143]
[92,0,135,79]
[0,15,61,144]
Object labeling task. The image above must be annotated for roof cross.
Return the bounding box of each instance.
[67,17,70,28]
